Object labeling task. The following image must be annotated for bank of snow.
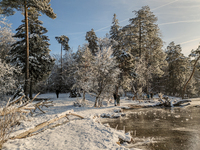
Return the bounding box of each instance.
[2,93,147,150]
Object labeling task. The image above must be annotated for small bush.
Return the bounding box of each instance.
[0,101,25,149]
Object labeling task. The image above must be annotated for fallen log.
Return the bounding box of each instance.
[158,97,191,107]
[10,112,84,140]
[173,99,191,106]
[34,98,50,101]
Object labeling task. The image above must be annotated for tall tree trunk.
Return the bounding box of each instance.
[139,20,142,57]
[82,90,86,102]
[24,2,29,99]
[29,76,33,99]
[94,92,101,107]
[61,44,62,72]
[182,56,200,99]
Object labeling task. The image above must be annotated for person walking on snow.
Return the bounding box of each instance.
[116,94,120,106]
[56,89,60,98]
[113,93,117,106]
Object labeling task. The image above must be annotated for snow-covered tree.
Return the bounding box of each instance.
[165,42,193,96]
[130,57,147,99]
[85,28,98,55]
[182,44,200,98]
[73,44,93,101]
[110,14,121,42]
[9,8,55,98]
[89,45,120,107]
[0,0,56,98]
[62,50,76,92]
[122,6,167,94]
[0,17,16,61]
[0,59,21,99]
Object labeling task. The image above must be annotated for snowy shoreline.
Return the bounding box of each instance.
[2,93,148,150]
[2,92,198,150]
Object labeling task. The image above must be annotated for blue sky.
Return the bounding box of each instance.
[6,0,200,56]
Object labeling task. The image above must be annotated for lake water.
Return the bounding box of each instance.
[103,104,200,150]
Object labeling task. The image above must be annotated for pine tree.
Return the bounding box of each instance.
[85,28,98,55]
[165,42,192,96]
[122,6,167,94]
[110,14,121,42]
[0,0,56,98]
[55,35,70,92]
[55,35,70,71]
[9,8,55,99]
[109,13,134,94]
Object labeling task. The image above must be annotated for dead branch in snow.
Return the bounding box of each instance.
[10,112,84,139]
[1,93,54,117]
[0,93,55,147]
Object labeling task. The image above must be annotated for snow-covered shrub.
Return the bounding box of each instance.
[73,98,88,107]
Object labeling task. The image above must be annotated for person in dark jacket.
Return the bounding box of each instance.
[116,94,120,106]
[150,92,154,99]
[113,93,117,106]
[56,89,60,98]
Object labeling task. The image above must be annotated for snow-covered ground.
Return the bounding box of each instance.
[2,93,153,150]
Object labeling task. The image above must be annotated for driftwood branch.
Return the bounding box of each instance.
[10,112,84,140]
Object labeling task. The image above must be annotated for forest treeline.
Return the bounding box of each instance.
[0,5,200,106]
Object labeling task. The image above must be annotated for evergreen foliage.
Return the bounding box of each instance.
[55,35,70,51]
[1,3,200,101]
[122,6,167,94]
[165,42,193,96]
[85,29,98,55]
[0,0,56,19]
[9,9,55,98]
[0,0,56,98]
[54,35,70,92]
[109,13,134,94]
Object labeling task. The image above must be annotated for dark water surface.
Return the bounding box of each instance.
[103,106,200,150]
